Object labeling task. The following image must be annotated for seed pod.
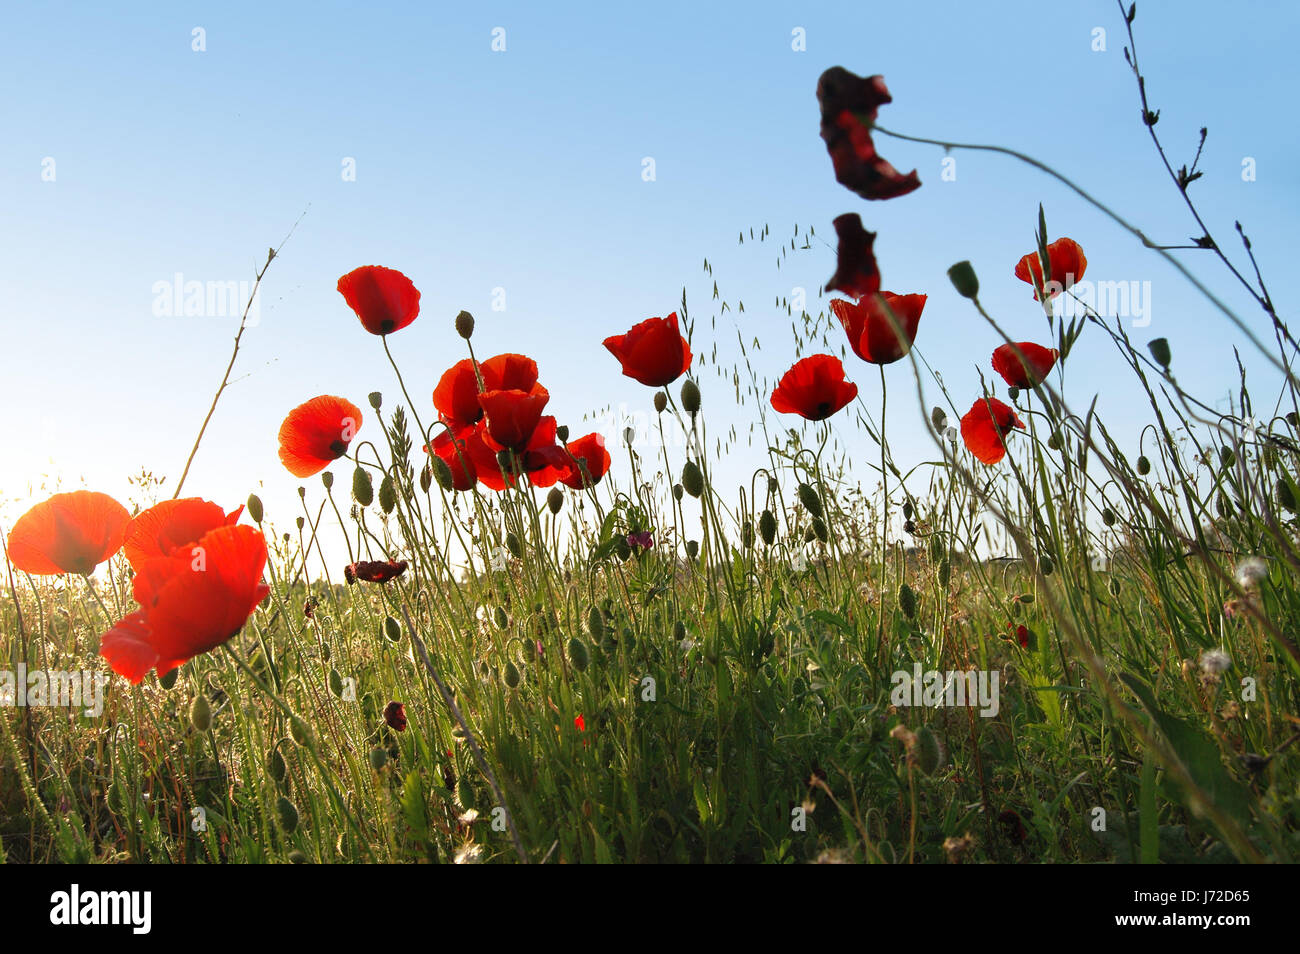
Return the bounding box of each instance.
[673,483,684,501]
[916,725,945,775]
[1136,455,1151,475]
[741,520,754,548]
[797,483,823,518]
[759,509,777,545]
[503,661,521,688]
[812,517,828,542]
[352,466,374,507]
[328,668,344,698]
[505,531,522,558]
[681,461,705,498]
[568,637,590,672]
[378,475,397,513]
[547,487,564,514]
[267,745,288,784]
[931,407,948,432]
[277,796,299,834]
[1288,411,1299,429]
[898,583,917,620]
[189,694,212,732]
[494,606,508,629]
[322,471,334,490]
[455,310,475,339]
[681,379,701,415]
[1102,508,1116,527]
[1007,386,1020,401]
[938,559,951,587]
[585,605,605,642]
[947,260,980,299]
[368,391,382,409]
[685,540,700,560]
[1148,337,1172,369]
[290,717,313,748]
[296,516,305,531]
[247,493,264,524]
[384,615,401,642]
[654,391,668,414]
[368,747,388,771]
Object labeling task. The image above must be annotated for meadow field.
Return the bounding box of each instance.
[1,4,1297,867]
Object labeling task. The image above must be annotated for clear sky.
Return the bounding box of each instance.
[3,1,1297,565]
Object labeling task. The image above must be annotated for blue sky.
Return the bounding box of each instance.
[2,1,1297,564]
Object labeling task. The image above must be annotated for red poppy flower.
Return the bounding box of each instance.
[337,265,421,335]
[99,524,269,684]
[278,395,363,478]
[384,701,408,732]
[992,342,1059,388]
[559,432,612,489]
[830,291,926,365]
[1015,624,1030,649]
[1014,238,1087,300]
[122,498,243,568]
[6,491,130,576]
[433,353,543,430]
[574,713,586,732]
[427,426,479,492]
[825,214,882,300]
[960,397,1025,465]
[603,313,693,388]
[770,355,858,421]
[817,68,921,201]
[479,387,550,453]
[343,560,408,584]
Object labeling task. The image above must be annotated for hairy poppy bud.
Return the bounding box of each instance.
[1278,477,1298,512]
[267,745,287,784]
[681,379,701,415]
[368,391,383,409]
[277,796,299,834]
[556,424,570,442]
[759,509,777,545]
[547,487,564,514]
[455,310,475,339]
[505,531,522,558]
[1219,446,1235,468]
[494,606,508,629]
[1102,508,1116,526]
[247,493,264,524]
[568,637,590,672]
[419,464,433,493]
[368,747,388,771]
[931,407,948,432]
[916,725,944,775]
[902,500,914,520]
[673,483,684,501]
[290,717,314,747]
[159,669,178,691]
[685,540,699,560]
[384,615,401,642]
[613,535,632,561]
[1039,555,1054,576]
[328,668,344,697]
[189,694,212,732]
[1136,455,1151,475]
[503,661,521,688]
[379,475,397,513]
[812,517,828,542]
[1148,337,1172,369]
[681,461,705,498]
[430,455,454,491]
[947,260,980,299]
[587,605,605,640]
[741,520,754,548]
[797,483,823,518]
[352,466,374,506]
[654,391,668,414]
[898,582,917,619]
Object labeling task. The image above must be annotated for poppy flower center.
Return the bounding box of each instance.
[328,439,348,458]
[816,401,832,418]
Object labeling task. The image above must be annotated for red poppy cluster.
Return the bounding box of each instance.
[99,498,268,684]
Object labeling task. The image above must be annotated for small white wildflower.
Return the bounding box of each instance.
[1199,648,1231,676]
[679,638,696,652]
[791,549,808,573]
[454,844,484,864]
[1235,557,1268,589]
[457,808,480,825]
[489,547,507,572]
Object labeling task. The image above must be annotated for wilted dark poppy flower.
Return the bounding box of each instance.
[817,68,921,201]
[825,214,882,300]
[6,491,130,576]
[1015,624,1030,649]
[122,498,243,568]
[830,291,926,365]
[344,560,408,584]
[770,355,858,421]
[1014,238,1087,300]
[427,426,479,491]
[992,342,1059,388]
[99,525,269,684]
[960,397,1025,465]
[603,313,693,388]
[278,395,363,478]
[559,432,612,490]
[479,387,550,453]
[384,701,408,732]
[337,265,421,335]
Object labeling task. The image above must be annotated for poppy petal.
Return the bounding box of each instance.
[6,491,130,576]
[278,395,363,478]
[826,214,882,300]
[337,265,421,335]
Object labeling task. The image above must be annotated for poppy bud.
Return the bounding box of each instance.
[587,605,605,640]
[1219,446,1235,468]
[1102,508,1116,526]
[267,745,287,784]
[547,487,564,514]
[556,424,570,442]
[277,796,299,834]
[247,493,264,524]
[455,310,475,339]
[673,483,684,501]
[902,519,915,535]
[368,747,388,771]
[681,461,705,498]
[1288,411,1299,429]
[352,466,374,506]
[685,540,699,560]
[1007,386,1020,401]
[947,260,980,299]
[505,531,522,558]
[759,509,777,545]
[902,500,914,520]
[931,407,948,432]
[568,637,590,672]
[420,464,434,493]
[504,661,521,688]
[1278,477,1298,512]
[916,725,944,775]
[938,558,951,586]
[384,615,401,641]
[898,582,917,619]
[290,717,313,747]
[368,391,382,409]
[328,668,344,697]
[189,694,212,732]
[797,483,823,519]
[1109,577,1121,596]
[379,475,397,513]
[494,606,508,629]
[803,526,816,543]
[1136,455,1151,475]
[1217,494,1233,518]
[929,537,945,562]
[321,640,331,661]
[654,391,668,414]
[159,669,178,691]
[681,379,701,415]
[322,471,334,490]
[430,456,454,492]
[741,520,754,548]
[613,535,632,561]
[812,517,828,542]
[1047,431,1063,450]
[1148,337,1172,369]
